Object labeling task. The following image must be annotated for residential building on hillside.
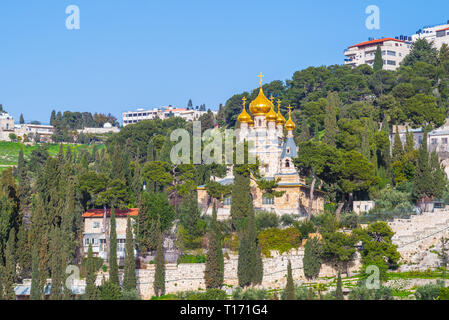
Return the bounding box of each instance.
[411,21,449,50]
[197,75,325,219]
[14,123,55,142]
[82,208,138,261]
[0,112,14,131]
[122,106,215,126]
[77,122,120,134]
[344,37,412,70]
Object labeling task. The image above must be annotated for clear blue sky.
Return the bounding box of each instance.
[1,0,448,124]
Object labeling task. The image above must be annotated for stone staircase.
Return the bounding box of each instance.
[388,211,449,270]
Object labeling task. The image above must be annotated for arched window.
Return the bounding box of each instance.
[286,194,289,202]
[259,120,262,127]
[287,147,290,154]
[285,159,290,168]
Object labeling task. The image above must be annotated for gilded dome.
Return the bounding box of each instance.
[249,74,273,116]
[248,118,254,127]
[265,103,277,122]
[275,100,286,125]
[285,106,296,131]
[237,97,252,124]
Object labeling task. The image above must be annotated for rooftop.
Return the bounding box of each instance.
[348,37,405,49]
[82,208,138,218]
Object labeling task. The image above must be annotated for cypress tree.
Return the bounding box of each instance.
[19,113,24,124]
[30,245,41,300]
[404,127,415,153]
[303,237,322,280]
[205,203,223,289]
[39,231,49,299]
[392,127,404,160]
[335,271,343,300]
[123,215,137,292]
[323,92,339,147]
[16,221,31,280]
[153,218,165,297]
[109,208,119,286]
[430,151,447,199]
[49,227,63,300]
[413,131,433,202]
[85,244,99,300]
[4,228,16,300]
[285,260,295,300]
[230,166,252,232]
[61,177,76,298]
[373,45,383,71]
[17,145,30,213]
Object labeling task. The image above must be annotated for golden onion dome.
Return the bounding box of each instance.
[265,98,277,122]
[275,99,286,125]
[249,73,273,116]
[248,119,254,127]
[285,105,296,131]
[237,97,252,124]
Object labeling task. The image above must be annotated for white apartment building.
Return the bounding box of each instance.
[412,21,449,50]
[122,106,215,126]
[344,37,412,71]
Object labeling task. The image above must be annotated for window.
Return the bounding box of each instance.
[443,138,448,144]
[117,239,126,252]
[93,222,100,228]
[223,196,232,206]
[286,147,290,154]
[285,159,290,168]
[286,194,289,202]
[262,195,274,205]
[387,60,396,65]
[431,138,438,144]
[85,238,90,245]
[387,50,396,56]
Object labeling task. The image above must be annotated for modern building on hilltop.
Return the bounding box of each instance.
[344,37,412,71]
[122,106,215,126]
[82,208,138,261]
[197,74,325,219]
[411,21,449,50]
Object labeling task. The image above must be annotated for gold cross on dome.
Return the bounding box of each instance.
[257,72,264,86]
[242,96,247,108]
[269,95,274,103]
[277,99,281,106]
[287,105,293,113]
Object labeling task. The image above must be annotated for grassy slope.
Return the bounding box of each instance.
[0,141,104,168]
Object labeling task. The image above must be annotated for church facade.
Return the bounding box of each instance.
[197,74,325,220]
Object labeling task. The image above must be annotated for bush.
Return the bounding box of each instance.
[232,287,268,300]
[100,280,122,300]
[223,233,239,252]
[280,285,309,300]
[293,220,316,238]
[280,214,295,227]
[177,225,204,250]
[255,211,279,230]
[339,213,359,229]
[121,289,141,300]
[257,227,302,257]
[348,283,393,300]
[415,282,443,300]
[80,256,103,277]
[176,289,228,300]
[177,254,207,264]
[439,287,449,300]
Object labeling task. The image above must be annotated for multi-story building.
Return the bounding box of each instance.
[122,106,215,126]
[344,37,412,71]
[82,208,138,261]
[412,21,449,50]
[0,112,14,131]
[14,123,55,142]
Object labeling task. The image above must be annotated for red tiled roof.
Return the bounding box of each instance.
[82,208,138,218]
[437,27,449,32]
[349,37,404,49]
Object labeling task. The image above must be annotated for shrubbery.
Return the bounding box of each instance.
[257,227,302,257]
[255,211,279,231]
[177,254,207,264]
[175,289,228,300]
[415,281,444,300]
[232,287,269,300]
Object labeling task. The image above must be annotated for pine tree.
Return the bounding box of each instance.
[335,271,343,300]
[373,45,383,71]
[19,114,24,124]
[123,215,137,292]
[153,218,165,297]
[50,110,56,126]
[392,126,404,160]
[4,228,16,300]
[30,245,41,300]
[285,260,295,300]
[298,119,311,143]
[49,227,63,300]
[205,203,224,289]
[404,127,415,153]
[303,237,322,280]
[323,92,339,147]
[85,244,99,300]
[109,208,119,286]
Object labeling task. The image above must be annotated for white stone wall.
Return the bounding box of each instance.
[134,249,361,300]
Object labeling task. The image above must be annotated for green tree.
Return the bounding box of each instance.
[153,218,165,297]
[303,236,322,280]
[335,272,343,300]
[323,92,339,147]
[205,203,224,289]
[392,127,404,160]
[100,279,122,300]
[17,145,30,213]
[402,38,439,67]
[3,228,16,300]
[85,244,100,300]
[373,45,383,72]
[30,245,41,300]
[230,166,252,231]
[284,260,295,300]
[109,208,119,286]
[413,130,433,202]
[123,215,137,292]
